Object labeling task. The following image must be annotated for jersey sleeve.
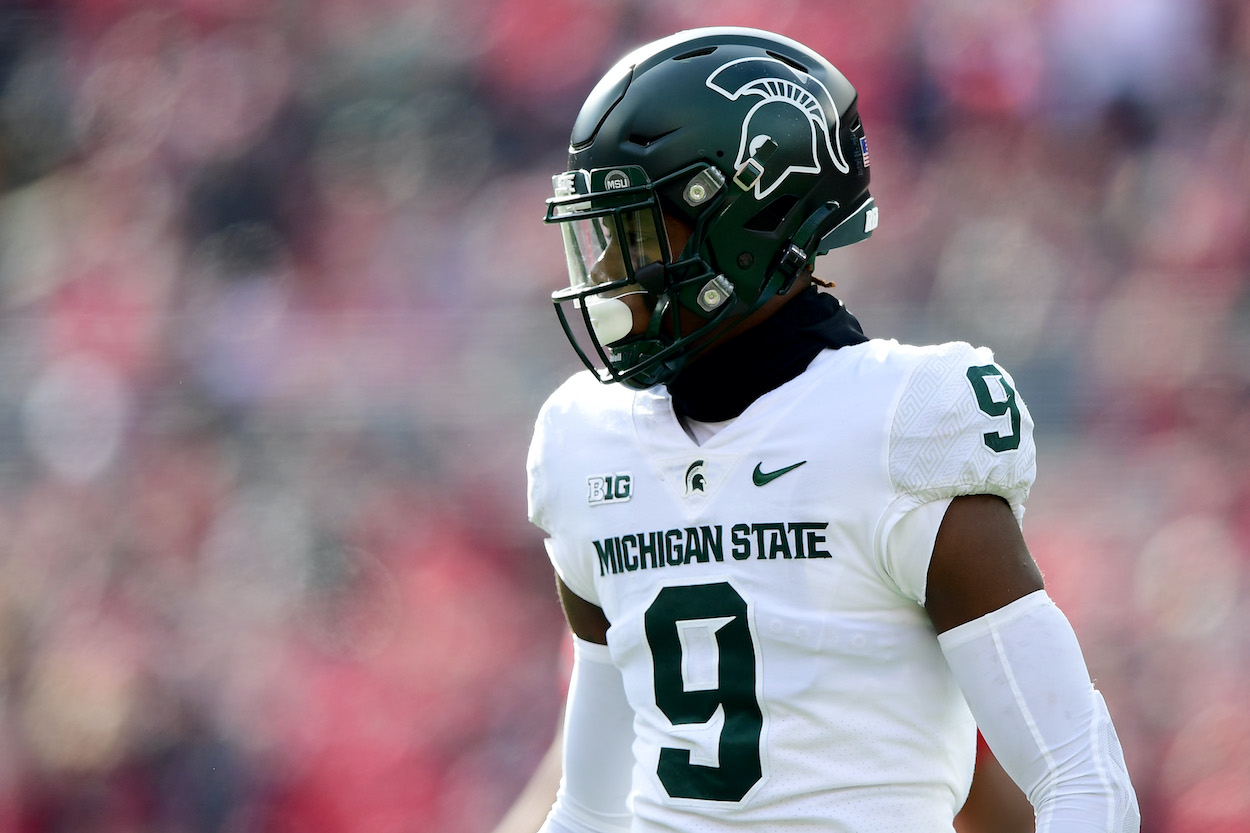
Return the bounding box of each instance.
[526,376,603,606]
[888,342,1036,517]
[525,393,558,537]
[877,344,1037,601]
[881,498,952,606]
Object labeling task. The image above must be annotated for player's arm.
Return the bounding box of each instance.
[531,578,632,833]
[557,577,610,644]
[925,494,1043,633]
[926,495,1140,833]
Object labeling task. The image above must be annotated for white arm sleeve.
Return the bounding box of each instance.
[938,591,1140,833]
[540,638,634,833]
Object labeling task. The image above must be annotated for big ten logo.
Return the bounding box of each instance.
[588,472,633,505]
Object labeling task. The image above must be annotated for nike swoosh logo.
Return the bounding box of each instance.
[752,460,807,486]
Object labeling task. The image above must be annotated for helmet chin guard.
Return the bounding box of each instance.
[544,27,876,389]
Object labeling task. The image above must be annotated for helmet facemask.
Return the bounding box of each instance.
[545,164,739,389]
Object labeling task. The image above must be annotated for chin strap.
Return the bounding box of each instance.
[774,196,879,295]
[772,200,841,295]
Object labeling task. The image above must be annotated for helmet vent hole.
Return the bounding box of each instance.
[674,46,717,61]
[744,195,799,233]
[766,50,809,73]
[626,128,678,148]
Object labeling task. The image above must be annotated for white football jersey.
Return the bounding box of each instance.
[527,339,1036,833]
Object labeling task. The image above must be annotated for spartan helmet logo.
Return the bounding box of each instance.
[706,57,850,200]
[684,459,707,496]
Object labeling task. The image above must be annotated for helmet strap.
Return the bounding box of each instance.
[732,138,778,192]
[774,200,841,295]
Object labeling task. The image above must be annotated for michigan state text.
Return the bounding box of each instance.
[593,522,831,576]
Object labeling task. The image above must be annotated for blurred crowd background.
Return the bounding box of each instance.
[0,0,1246,831]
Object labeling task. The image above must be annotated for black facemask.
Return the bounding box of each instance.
[666,286,868,422]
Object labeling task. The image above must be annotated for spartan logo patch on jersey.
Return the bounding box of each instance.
[588,472,632,505]
[706,56,850,200]
[684,460,707,496]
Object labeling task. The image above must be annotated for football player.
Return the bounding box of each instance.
[524,27,1139,833]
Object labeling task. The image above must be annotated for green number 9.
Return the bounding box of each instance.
[966,364,1021,452]
[644,582,763,802]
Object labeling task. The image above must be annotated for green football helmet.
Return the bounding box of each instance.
[544,26,877,389]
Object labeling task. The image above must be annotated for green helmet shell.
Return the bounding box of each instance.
[546,27,876,388]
